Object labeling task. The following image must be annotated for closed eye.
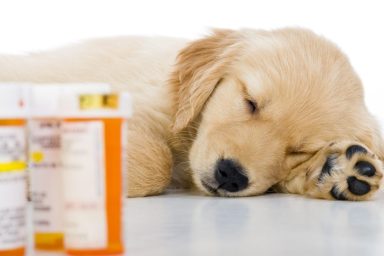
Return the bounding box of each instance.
[245,99,258,114]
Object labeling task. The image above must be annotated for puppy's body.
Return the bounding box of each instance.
[0,28,382,200]
[0,36,192,194]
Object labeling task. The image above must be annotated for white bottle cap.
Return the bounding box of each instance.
[0,84,28,119]
[29,83,111,118]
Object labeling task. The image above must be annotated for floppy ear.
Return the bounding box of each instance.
[169,29,240,132]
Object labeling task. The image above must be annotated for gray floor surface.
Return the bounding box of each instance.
[32,190,384,256]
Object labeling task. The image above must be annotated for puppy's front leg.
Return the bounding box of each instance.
[276,141,383,201]
[126,113,174,197]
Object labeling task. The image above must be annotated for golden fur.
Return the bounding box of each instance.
[0,28,382,200]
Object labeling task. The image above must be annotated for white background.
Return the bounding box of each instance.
[0,0,383,125]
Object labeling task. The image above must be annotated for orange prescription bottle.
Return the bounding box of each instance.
[0,85,28,256]
[28,84,111,251]
[60,91,131,255]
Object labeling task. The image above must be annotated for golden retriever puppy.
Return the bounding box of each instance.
[0,28,382,200]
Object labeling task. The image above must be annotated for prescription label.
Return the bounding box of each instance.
[0,126,27,250]
[29,120,63,233]
[61,121,107,249]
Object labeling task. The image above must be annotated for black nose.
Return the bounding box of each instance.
[215,159,248,192]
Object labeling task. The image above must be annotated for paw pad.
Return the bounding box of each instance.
[330,187,347,200]
[316,142,382,201]
[354,161,376,177]
[347,176,371,195]
[318,155,337,181]
[346,145,367,159]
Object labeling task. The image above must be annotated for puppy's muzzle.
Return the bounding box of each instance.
[215,159,249,192]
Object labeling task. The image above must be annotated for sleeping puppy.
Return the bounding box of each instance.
[0,28,382,200]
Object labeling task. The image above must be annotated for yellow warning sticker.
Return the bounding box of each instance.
[0,161,26,172]
[31,151,44,163]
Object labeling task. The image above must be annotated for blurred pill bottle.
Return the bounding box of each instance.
[60,91,131,255]
[0,85,28,256]
[28,84,111,252]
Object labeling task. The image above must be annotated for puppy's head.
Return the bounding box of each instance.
[170,28,383,197]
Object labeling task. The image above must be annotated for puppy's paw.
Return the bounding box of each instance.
[308,141,383,201]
